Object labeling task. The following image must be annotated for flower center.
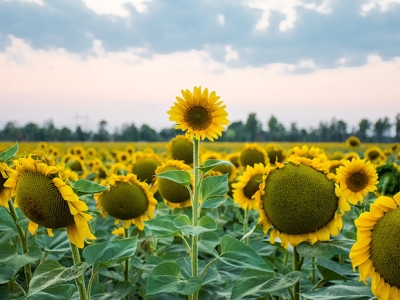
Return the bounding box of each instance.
[370,207,400,288]
[368,150,380,160]
[16,171,74,228]
[346,172,367,193]
[101,182,149,220]
[263,163,338,234]
[240,149,265,167]
[157,166,191,203]
[184,106,212,130]
[243,174,263,199]
[171,139,193,165]
[132,158,160,184]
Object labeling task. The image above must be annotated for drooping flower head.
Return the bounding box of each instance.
[166,135,194,165]
[254,157,350,249]
[239,143,269,168]
[349,192,400,300]
[155,160,193,208]
[4,155,95,248]
[346,136,361,148]
[265,143,286,164]
[95,174,157,230]
[168,86,229,141]
[336,158,379,205]
[0,162,16,207]
[232,163,268,210]
[131,152,162,194]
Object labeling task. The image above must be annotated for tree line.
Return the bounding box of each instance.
[1,113,399,143]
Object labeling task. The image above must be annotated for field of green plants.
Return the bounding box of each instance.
[0,137,399,300]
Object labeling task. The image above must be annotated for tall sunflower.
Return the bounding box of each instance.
[168,86,229,141]
[254,157,350,249]
[336,158,379,205]
[95,174,157,230]
[4,155,95,248]
[232,163,267,210]
[0,162,16,207]
[349,192,400,300]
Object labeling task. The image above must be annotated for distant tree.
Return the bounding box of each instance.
[59,127,73,141]
[287,122,300,142]
[94,120,110,141]
[373,117,391,143]
[357,118,371,142]
[245,113,262,141]
[267,115,286,141]
[0,121,21,141]
[159,127,179,141]
[139,124,158,141]
[116,123,140,141]
[74,126,88,142]
[395,114,400,142]
[225,121,245,141]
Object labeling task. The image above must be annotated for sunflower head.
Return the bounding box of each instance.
[239,143,269,168]
[343,151,360,161]
[168,86,229,141]
[364,146,385,164]
[95,174,157,230]
[5,155,95,248]
[346,136,361,148]
[350,192,400,300]
[131,153,162,186]
[166,135,193,165]
[0,162,17,207]
[255,157,350,248]
[155,160,193,208]
[265,143,286,164]
[336,158,379,205]
[376,164,400,196]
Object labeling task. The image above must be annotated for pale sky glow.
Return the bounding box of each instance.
[1,0,399,133]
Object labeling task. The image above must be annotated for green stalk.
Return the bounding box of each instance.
[243,208,249,245]
[7,200,32,285]
[70,242,88,300]
[293,246,300,300]
[124,228,130,300]
[191,138,200,300]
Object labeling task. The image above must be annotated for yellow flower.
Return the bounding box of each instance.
[168,86,229,141]
[349,192,400,300]
[0,162,16,207]
[239,143,269,168]
[288,145,328,162]
[4,155,95,248]
[232,163,268,210]
[155,160,193,208]
[336,158,379,205]
[346,136,361,148]
[254,157,350,249]
[343,151,360,161]
[364,146,385,165]
[95,173,157,230]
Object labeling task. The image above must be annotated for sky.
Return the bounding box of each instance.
[1,0,400,134]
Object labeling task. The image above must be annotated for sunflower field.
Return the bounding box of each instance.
[1,87,400,300]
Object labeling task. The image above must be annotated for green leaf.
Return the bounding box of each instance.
[201,197,226,209]
[173,215,217,236]
[0,243,42,272]
[22,284,76,300]
[145,215,182,237]
[0,142,18,162]
[34,231,70,253]
[0,265,14,284]
[28,260,87,295]
[300,282,374,299]
[314,258,353,289]
[146,261,202,296]
[155,170,191,187]
[296,240,352,258]
[82,236,138,273]
[198,159,233,174]
[71,179,109,196]
[231,270,301,300]
[200,174,229,202]
[218,235,274,272]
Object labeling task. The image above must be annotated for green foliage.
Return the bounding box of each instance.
[0,142,18,162]
[71,179,109,197]
[155,170,192,188]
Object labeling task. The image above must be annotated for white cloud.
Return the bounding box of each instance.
[361,0,400,15]
[3,0,43,5]
[82,0,152,18]
[224,45,239,62]
[218,14,225,25]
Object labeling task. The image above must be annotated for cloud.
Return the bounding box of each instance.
[82,0,152,17]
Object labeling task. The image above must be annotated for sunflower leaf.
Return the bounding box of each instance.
[0,142,18,162]
[300,281,374,299]
[155,170,191,187]
[296,240,352,259]
[173,215,217,236]
[146,261,202,295]
[0,243,42,273]
[20,284,76,300]
[82,236,138,273]
[197,159,233,174]
[217,235,274,272]
[71,179,109,196]
[200,174,229,202]
[145,215,182,237]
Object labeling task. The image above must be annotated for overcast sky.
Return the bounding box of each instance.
[1,0,400,133]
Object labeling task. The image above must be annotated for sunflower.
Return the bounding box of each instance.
[288,145,328,162]
[4,155,95,248]
[330,151,344,161]
[226,152,240,168]
[239,143,269,168]
[346,136,361,148]
[116,151,131,164]
[349,192,400,300]
[336,158,379,205]
[232,163,268,210]
[168,86,229,141]
[364,146,385,165]
[131,152,162,193]
[265,143,286,164]
[343,151,361,161]
[254,157,350,249]
[155,160,193,208]
[166,135,193,165]
[95,174,157,230]
[0,162,16,207]
[328,160,345,174]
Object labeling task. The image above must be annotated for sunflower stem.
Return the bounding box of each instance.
[7,200,32,286]
[123,228,130,300]
[293,246,301,300]
[70,242,88,300]
[191,138,200,300]
[243,208,249,245]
